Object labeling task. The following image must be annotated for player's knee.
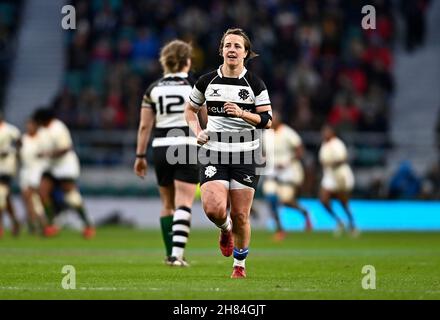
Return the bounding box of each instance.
[64,190,83,207]
[203,200,226,220]
[231,211,249,228]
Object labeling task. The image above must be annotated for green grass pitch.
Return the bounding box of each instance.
[0,227,439,299]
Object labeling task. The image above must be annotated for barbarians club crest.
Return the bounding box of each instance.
[238,89,250,101]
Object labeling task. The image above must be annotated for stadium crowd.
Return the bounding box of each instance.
[1,0,437,202]
[57,0,396,135]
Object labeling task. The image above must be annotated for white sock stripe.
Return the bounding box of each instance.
[172,225,190,233]
[174,209,191,221]
[171,247,184,259]
[172,235,188,243]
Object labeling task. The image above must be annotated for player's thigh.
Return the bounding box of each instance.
[174,179,197,208]
[319,187,332,203]
[336,191,351,204]
[39,173,55,196]
[59,179,77,193]
[200,180,228,216]
[174,163,199,207]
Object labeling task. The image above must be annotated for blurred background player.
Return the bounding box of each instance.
[319,125,359,237]
[263,110,312,241]
[18,117,51,235]
[134,40,202,267]
[32,108,95,239]
[0,112,21,238]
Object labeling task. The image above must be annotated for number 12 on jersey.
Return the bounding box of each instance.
[157,95,185,115]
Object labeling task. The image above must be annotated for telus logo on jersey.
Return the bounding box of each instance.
[208,106,225,114]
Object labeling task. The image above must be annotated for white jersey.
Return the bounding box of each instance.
[265,125,302,167]
[189,66,271,152]
[319,137,354,192]
[142,72,197,147]
[0,121,20,176]
[19,130,51,189]
[263,124,304,185]
[44,119,80,179]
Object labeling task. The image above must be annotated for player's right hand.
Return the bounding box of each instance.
[197,130,209,145]
[134,158,148,179]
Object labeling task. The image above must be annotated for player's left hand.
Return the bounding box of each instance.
[224,102,243,118]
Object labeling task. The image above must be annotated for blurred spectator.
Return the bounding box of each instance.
[400,0,431,52]
[327,93,361,132]
[56,0,402,136]
[291,94,315,131]
[421,163,440,199]
[388,161,422,199]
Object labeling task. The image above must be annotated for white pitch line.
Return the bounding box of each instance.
[0,286,440,294]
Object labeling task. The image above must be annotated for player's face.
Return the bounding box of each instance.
[321,127,333,141]
[26,120,38,135]
[222,34,247,68]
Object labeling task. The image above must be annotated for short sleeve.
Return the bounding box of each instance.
[10,125,21,141]
[334,139,348,161]
[189,85,205,109]
[248,73,271,107]
[189,77,208,109]
[141,81,158,109]
[287,127,302,148]
[53,122,73,150]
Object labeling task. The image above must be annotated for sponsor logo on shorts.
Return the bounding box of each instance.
[205,166,217,178]
[243,175,253,183]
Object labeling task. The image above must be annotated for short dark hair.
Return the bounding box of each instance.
[32,107,55,125]
[219,28,258,63]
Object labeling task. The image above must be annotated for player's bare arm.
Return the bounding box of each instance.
[184,102,208,145]
[134,107,155,178]
[295,144,305,160]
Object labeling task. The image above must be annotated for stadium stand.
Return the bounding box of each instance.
[0,0,23,110]
[1,0,436,199]
[58,0,394,134]
[50,0,399,197]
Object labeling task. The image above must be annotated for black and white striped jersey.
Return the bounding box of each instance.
[142,72,197,148]
[189,66,271,152]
